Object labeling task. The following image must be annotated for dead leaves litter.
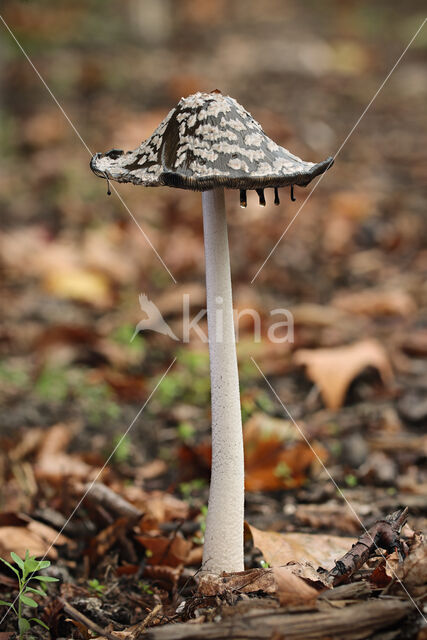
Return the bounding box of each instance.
[294,339,393,409]
[246,522,355,570]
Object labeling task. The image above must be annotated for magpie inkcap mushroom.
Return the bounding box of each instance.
[90,91,333,205]
[90,91,334,575]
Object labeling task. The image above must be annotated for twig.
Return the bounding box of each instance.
[81,482,142,521]
[134,603,163,639]
[60,597,121,640]
[326,507,408,586]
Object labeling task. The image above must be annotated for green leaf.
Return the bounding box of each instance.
[18,617,31,633]
[19,594,38,607]
[0,558,21,579]
[35,560,50,570]
[0,599,13,606]
[25,587,46,597]
[33,575,58,582]
[10,552,25,571]
[30,617,49,630]
[23,556,39,573]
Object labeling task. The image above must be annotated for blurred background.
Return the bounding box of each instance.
[1,0,426,529]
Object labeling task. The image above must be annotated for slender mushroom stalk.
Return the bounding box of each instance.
[202,188,244,573]
[90,91,334,576]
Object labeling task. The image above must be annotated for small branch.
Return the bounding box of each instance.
[60,598,121,640]
[134,604,163,639]
[81,482,142,521]
[326,508,408,586]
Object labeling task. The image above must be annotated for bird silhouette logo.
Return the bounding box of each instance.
[131,294,179,342]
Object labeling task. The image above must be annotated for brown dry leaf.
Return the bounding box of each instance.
[22,109,67,147]
[273,566,319,605]
[385,536,426,595]
[9,428,45,462]
[332,289,416,317]
[37,423,73,458]
[19,515,71,548]
[294,339,393,410]
[44,268,112,308]
[35,423,94,481]
[123,489,189,530]
[155,283,206,317]
[199,566,320,603]
[0,527,57,562]
[198,568,276,596]
[294,504,360,535]
[143,564,182,587]
[246,523,355,570]
[244,413,326,491]
[36,452,94,481]
[88,518,130,564]
[329,191,375,221]
[186,545,203,566]
[290,304,347,327]
[83,226,138,284]
[135,534,192,567]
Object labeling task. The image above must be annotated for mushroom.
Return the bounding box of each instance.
[90,91,333,574]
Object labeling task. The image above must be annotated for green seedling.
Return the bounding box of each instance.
[138,581,153,595]
[179,478,207,504]
[0,551,58,639]
[193,505,208,545]
[112,434,131,464]
[112,324,146,355]
[34,366,121,426]
[274,461,292,481]
[177,421,195,443]
[87,578,106,597]
[260,560,270,569]
[345,473,358,488]
[0,361,30,391]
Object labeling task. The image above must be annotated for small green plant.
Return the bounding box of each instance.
[177,421,195,443]
[112,324,146,356]
[112,434,131,464]
[0,361,30,391]
[274,461,292,481]
[0,551,58,639]
[34,366,121,426]
[193,505,208,545]
[179,478,207,503]
[87,578,106,597]
[138,581,153,595]
[345,473,358,488]
[260,560,270,569]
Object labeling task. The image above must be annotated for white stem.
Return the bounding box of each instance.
[201,188,244,574]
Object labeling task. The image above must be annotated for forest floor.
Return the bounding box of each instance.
[1,1,426,638]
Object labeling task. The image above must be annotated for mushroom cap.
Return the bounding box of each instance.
[90,92,333,191]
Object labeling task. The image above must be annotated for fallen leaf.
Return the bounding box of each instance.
[88,518,130,564]
[35,423,94,481]
[246,523,355,570]
[294,339,393,409]
[332,289,416,317]
[44,268,112,308]
[294,504,361,535]
[273,566,319,605]
[135,534,192,567]
[244,413,326,491]
[198,568,276,596]
[385,535,426,595]
[122,489,189,530]
[0,526,57,562]
[198,566,320,603]
[21,515,72,548]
